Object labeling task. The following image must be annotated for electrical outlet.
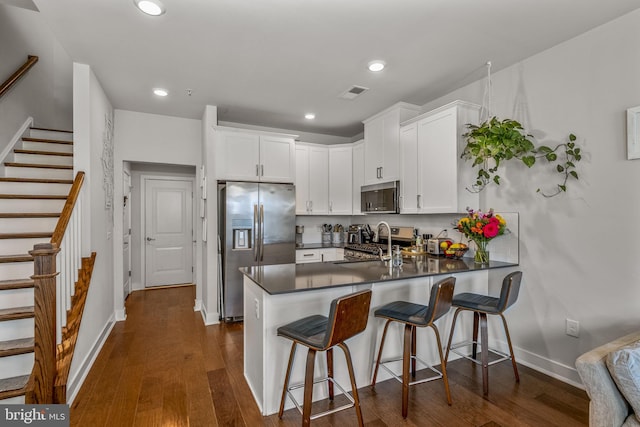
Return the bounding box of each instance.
[566,318,580,338]
[254,298,260,319]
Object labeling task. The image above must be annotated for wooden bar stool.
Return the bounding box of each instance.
[445,271,522,396]
[371,277,456,418]
[277,289,372,426]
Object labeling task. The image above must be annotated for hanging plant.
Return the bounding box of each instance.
[461,117,582,197]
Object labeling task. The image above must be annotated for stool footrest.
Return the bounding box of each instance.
[376,355,443,386]
[449,340,512,366]
[286,376,355,421]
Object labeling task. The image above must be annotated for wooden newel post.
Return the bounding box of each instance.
[27,242,60,404]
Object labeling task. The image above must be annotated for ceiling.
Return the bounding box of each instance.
[22,0,640,137]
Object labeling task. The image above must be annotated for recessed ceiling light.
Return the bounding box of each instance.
[305,113,315,120]
[153,88,168,97]
[134,0,165,16]
[368,60,386,72]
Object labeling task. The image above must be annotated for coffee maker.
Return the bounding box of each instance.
[347,225,364,244]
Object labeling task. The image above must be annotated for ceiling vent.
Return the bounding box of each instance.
[338,85,369,100]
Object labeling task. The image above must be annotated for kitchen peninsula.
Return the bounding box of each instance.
[241,256,518,415]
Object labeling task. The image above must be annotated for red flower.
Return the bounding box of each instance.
[483,222,499,238]
[489,217,499,225]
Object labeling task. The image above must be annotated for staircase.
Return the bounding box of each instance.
[0,127,73,403]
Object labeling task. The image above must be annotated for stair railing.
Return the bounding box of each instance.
[26,171,88,404]
[0,55,38,99]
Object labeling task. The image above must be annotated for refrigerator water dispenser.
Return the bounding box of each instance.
[233,228,251,249]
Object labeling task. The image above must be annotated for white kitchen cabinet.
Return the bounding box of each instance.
[328,145,352,215]
[295,248,344,264]
[362,103,420,185]
[399,100,480,214]
[214,126,296,183]
[352,140,364,215]
[295,143,329,215]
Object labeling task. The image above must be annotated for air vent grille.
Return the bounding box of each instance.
[339,85,369,100]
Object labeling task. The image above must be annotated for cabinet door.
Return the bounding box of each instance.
[352,141,365,215]
[399,123,419,213]
[417,108,458,213]
[381,111,401,182]
[215,130,260,180]
[295,146,310,214]
[328,145,352,215]
[260,135,295,183]
[364,117,383,185]
[308,146,329,214]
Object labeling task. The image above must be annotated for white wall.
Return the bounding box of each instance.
[68,63,115,400]
[0,4,72,148]
[112,110,203,319]
[417,9,640,384]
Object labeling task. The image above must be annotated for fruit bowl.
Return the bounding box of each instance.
[444,246,469,259]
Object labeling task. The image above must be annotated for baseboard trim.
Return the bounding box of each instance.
[66,313,116,404]
[194,299,202,312]
[114,308,126,321]
[1,117,33,165]
[493,339,584,389]
[200,304,220,325]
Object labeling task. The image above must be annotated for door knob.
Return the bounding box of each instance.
[146,237,155,241]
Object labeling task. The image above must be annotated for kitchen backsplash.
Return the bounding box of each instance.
[296,212,520,264]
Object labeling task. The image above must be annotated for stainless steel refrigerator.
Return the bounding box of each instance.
[218,181,295,320]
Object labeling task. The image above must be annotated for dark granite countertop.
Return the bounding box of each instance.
[240,256,518,295]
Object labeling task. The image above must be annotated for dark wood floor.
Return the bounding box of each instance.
[70,285,589,426]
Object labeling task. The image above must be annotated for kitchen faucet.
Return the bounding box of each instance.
[376,221,392,262]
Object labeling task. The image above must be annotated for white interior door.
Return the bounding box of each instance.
[144,178,193,287]
[123,170,132,297]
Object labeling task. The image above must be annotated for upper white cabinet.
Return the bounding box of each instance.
[399,100,480,214]
[214,126,296,183]
[328,145,352,215]
[352,140,364,215]
[362,103,421,185]
[295,143,329,215]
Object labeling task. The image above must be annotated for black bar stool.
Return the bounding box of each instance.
[277,289,372,426]
[445,270,522,396]
[371,276,456,418]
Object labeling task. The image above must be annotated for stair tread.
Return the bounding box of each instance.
[0,375,29,399]
[14,149,73,157]
[0,306,34,321]
[0,177,73,184]
[0,254,34,263]
[0,194,67,199]
[4,162,73,170]
[0,278,34,290]
[0,232,52,239]
[0,213,60,218]
[0,338,34,357]
[22,137,73,145]
[30,127,73,133]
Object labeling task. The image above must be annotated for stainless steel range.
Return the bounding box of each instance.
[344,226,416,261]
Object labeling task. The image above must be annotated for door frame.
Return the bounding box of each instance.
[140,174,196,288]
[123,168,132,298]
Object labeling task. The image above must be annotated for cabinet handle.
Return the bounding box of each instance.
[256,164,259,177]
[379,166,383,179]
[303,253,314,257]
[399,195,403,210]
[376,167,380,179]
[329,201,333,212]
[261,164,264,176]
[417,194,421,209]
[321,254,324,262]
[309,200,313,212]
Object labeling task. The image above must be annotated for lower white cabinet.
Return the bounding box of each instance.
[295,248,344,264]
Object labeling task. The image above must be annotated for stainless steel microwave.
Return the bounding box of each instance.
[361,181,400,214]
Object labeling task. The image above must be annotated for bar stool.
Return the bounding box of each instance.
[371,276,456,418]
[277,289,372,426]
[445,270,523,396]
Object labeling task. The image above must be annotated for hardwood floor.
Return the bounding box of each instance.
[70,286,589,426]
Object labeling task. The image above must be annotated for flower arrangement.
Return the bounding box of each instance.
[455,208,506,264]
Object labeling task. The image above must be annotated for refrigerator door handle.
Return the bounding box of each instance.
[253,204,259,262]
[259,204,265,261]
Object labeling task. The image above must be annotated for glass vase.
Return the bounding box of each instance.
[474,240,490,264]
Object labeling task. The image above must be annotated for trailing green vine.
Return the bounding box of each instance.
[461,117,582,197]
